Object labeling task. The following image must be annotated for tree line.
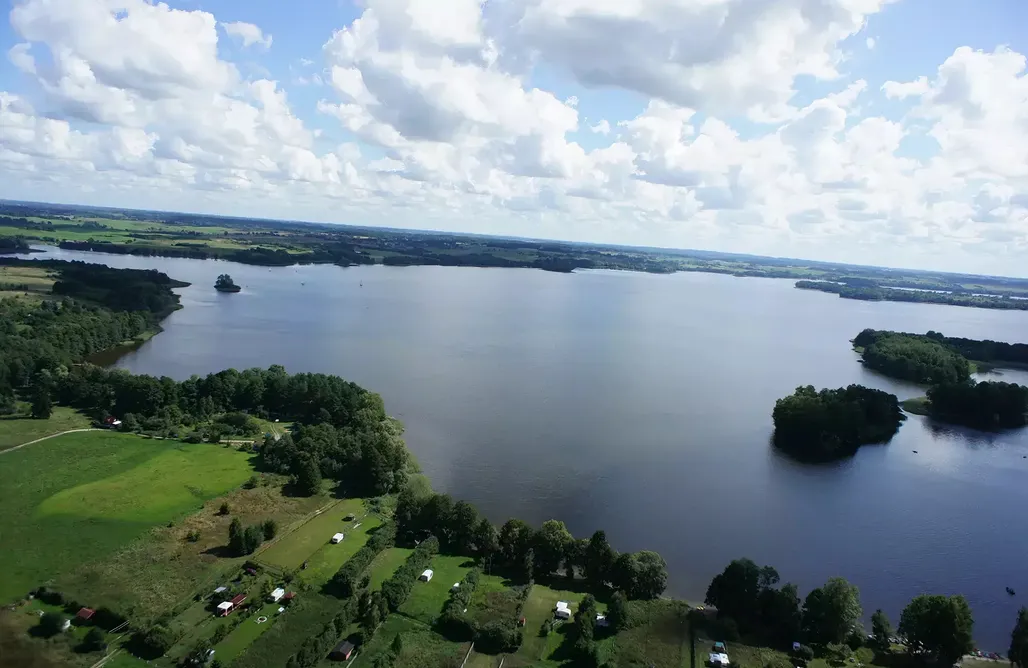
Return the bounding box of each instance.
[797,281,1028,311]
[394,485,668,599]
[853,330,1028,430]
[771,385,904,461]
[704,558,1028,668]
[853,330,971,385]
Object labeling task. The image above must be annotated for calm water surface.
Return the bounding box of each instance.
[26,247,1028,650]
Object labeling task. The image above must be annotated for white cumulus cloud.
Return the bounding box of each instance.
[222,21,273,49]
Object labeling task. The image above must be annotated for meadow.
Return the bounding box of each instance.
[397,554,476,625]
[0,431,254,603]
[257,497,368,571]
[0,407,92,451]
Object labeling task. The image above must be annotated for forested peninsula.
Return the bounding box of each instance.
[853,329,1028,430]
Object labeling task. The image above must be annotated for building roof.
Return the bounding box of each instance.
[76,608,95,620]
[555,601,570,610]
[271,588,286,598]
[332,640,355,655]
[283,592,296,600]
[332,532,345,541]
[421,569,434,577]
[229,594,247,606]
[214,586,228,594]
[217,601,233,611]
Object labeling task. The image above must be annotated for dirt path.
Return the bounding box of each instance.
[0,428,100,455]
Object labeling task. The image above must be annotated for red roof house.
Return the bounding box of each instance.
[229,594,247,607]
[76,607,95,621]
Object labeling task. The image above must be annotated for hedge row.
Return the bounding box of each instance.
[381,536,440,611]
[327,522,396,597]
[284,601,356,668]
[438,569,481,640]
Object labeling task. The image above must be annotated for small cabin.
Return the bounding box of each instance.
[269,587,285,603]
[554,601,572,620]
[329,640,355,661]
[331,533,345,544]
[419,569,434,582]
[216,601,233,616]
[76,607,96,622]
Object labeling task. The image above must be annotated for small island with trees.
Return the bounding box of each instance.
[771,385,904,462]
[214,273,240,292]
[852,329,1028,430]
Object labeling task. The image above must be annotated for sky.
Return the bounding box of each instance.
[2,0,1028,275]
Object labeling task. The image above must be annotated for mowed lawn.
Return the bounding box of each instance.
[517,584,607,665]
[398,554,476,624]
[368,546,414,590]
[258,498,367,570]
[296,513,384,586]
[0,432,254,602]
[0,407,92,451]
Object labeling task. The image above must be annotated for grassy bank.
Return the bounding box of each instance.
[901,396,931,416]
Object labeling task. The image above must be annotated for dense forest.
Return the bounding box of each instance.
[926,381,1028,430]
[0,259,184,399]
[797,280,1028,311]
[0,236,31,253]
[852,330,971,384]
[772,385,904,461]
[852,329,1028,430]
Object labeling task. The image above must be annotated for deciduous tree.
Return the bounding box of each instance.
[899,594,973,668]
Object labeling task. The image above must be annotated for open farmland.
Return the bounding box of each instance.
[0,431,254,603]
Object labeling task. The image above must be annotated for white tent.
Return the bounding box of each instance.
[331,533,345,544]
[419,569,434,581]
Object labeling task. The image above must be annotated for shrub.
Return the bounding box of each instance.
[218,502,230,516]
[381,536,439,611]
[37,612,66,637]
[262,519,278,540]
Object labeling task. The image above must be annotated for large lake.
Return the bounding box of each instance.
[23,247,1028,650]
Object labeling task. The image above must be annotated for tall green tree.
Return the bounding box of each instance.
[499,519,534,568]
[802,577,862,646]
[449,500,479,554]
[584,530,616,587]
[574,594,598,656]
[31,385,52,419]
[899,594,974,668]
[1011,608,1028,668]
[294,455,322,496]
[607,591,629,632]
[871,609,893,651]
[228,518,244,556]
[534,519,573,576]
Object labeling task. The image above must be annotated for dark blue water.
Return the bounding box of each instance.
[23,247,1028,650]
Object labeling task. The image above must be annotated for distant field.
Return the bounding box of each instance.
[0,407,92,451]
[257,497,366,571]
[0,264,54,299]
[0,432,253,603]
[398,554,476,625]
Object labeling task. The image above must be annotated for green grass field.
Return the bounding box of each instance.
[900,396,930,416]
[607,599,689,668]
[398,554,476,625]
[214,602,284,663]
[368,547,414,590]
[517,584,608,665]
[296,513,384,586]
[233,593,343,668]
[356,614,470,668]
[0,431,254,603]
[0,407,92,451]
[54,482,330,624]
[257,497,367,570]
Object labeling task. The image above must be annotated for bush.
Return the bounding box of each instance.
[475,620,523,653]
[82,627,106,652]
[218,502,230,515]
[262,519,278,540]
[381,537,439,611]
[328,523,396,597]
[37,612,66,637]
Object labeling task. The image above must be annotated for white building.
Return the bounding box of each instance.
[331,533,345,544]
[554,601,572,620]
[419,569,434,582]
[269,588,285,603]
